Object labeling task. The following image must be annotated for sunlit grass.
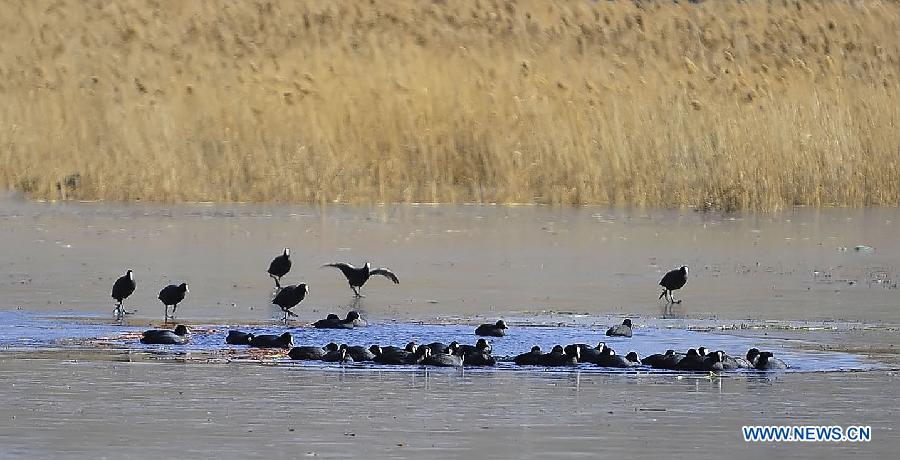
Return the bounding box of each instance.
[2,0,898,211]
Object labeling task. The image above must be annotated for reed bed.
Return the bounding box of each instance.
[1,0,899,211]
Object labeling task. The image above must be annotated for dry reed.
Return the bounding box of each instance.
[1,0,899,211]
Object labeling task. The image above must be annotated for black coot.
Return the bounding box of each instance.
[322,262,399,297]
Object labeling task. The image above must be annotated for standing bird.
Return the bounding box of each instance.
[111,269,136,318]
[272,283,309,322]
[267,248,292,289]
[158,283,189,321]
[659,266,688,304]
[322,262,399,297]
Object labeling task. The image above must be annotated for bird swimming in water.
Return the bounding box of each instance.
[249,332,293,349]
[475,320,508,337]
[565,342,607,365]
[675,349,723,372]
[321,347,353,363]
[420,347,464,367]
[699,348,751,370]
[341,344,376,362]
[226,330,254,345]
[288,343,339,360]
[322,262,399,297]
[641,349,677,368]
[111,269,136,319]
[313,313,344,329]
[456,339,492,356]
[268,248,292,289]
[313,311,363,329]
[513,346,544,365]
[752,351,788,370]
[140,325,190,345]
[272,283,308,322]
[659,266,688,304]
[370,345,422,365]
[158,283,188,321]
[606,319,634,338]
[538,345,579,367]
[594,347,640,368]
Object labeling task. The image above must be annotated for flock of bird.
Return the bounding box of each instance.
[129,249,786,372]
[110,248,400,321]
[140,316,787,372]
[111,248,685,322]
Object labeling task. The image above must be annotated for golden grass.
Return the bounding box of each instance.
[1,0,899,211]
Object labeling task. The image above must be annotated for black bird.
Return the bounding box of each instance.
[513,346,544,365]
[140,325,190,345]
[423,342,451,355]
[158,283,189,321]
[111,269,136,318]
[313,313,343,329]
[475,320,508,337]
[625,352,642,366]
[420,347,464,367]
[272,283,309,322]
[456,339,492,356]
[565,342,607,364]
[288,343,339,360]
[322,262,399,297]
[462,349,496,366]
[538,345,579,367]
[642,349,677,368]
[268,248,291,289]
[606,319,634,337]
[371,345,422,365]
[659,266,688,304]
[313,311,362,329]
[746,348,761,366]
[753,351,788,370]
[674,349,723,372]
[321,347,353,363]
[594,347,640,368]
[226,330,254,345]
[341,344,376,362]
[249,332,293,349]
[699,348,751,370]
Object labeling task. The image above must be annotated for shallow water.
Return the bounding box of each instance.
[1,197,899,457]
[0,311,878,374]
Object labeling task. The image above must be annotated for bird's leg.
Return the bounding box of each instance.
[164,305,170,323]
[271,274,281,289]
[658,289,667,300]
[352,285,364,298]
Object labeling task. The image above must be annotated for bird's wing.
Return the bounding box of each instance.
[371,268,399,284]
[659,270,677,286]
[272,286,293,305]
[111,277,126,296]
[322,262,355,278]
